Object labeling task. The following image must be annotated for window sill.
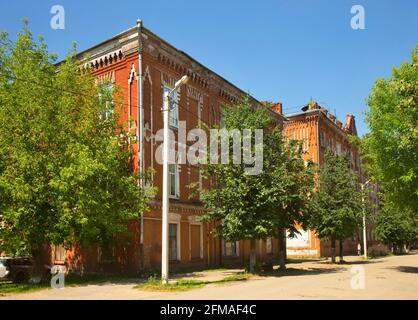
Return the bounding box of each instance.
[169,260,180,264]
[190,257,204,262]
[223,255,239,259]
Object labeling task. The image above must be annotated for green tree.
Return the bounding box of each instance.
[197,98,314,272]
[362,47,418,215]
[376,202,418,254]
[309,152,362,263]
[0,24,151,276]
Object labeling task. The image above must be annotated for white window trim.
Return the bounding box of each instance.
[168,163,180,199]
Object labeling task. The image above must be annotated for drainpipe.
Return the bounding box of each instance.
[315,111,321,254]
[137,19,145,272]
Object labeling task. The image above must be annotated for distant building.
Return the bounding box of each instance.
[283,100,380,257]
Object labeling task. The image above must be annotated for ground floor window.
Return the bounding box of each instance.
[169,223,179,261]
[266,237,273,254]
[190,224,202,259]
[98,244,115,263]
[223,241,239,257]
[53,244,66,262]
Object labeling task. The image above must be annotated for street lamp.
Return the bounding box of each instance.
[361,179,371,259]
[161,75,189,285]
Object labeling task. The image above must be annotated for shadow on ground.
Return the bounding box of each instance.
[286,258,326,264]
[171,271,244,280]
[390,266,418,274]
[260,266,345,278]
[314,259,379,266]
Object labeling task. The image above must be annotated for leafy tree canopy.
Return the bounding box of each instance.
[309,151,363,242]
[198,98,314,242]
[362,46,418,214]
[0,23,151,256]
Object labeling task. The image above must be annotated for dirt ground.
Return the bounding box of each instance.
[1,253,417,300]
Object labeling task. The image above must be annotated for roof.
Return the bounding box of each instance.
[69,22,287,122]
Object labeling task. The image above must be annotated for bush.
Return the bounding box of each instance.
[368,243,390,257]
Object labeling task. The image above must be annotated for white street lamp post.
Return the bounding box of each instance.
[361,179,371,259]
[161,75,189,285]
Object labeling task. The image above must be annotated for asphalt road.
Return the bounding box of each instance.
[1,254,417,300]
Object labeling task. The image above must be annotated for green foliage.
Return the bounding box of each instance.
[198,98,314,242]
[309,151,363,241]
[375,202,418,246]
[362,46,418,214]
[0,24,151,255]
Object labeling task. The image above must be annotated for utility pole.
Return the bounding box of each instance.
[161,75,188,285]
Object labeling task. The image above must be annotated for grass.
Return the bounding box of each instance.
[65,273,138,287]
[0,273,138,296]
[134,273,251,292]
[1,271,252,295]
[0,281,49,296]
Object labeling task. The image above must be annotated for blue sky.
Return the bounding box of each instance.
[1,0,417,136]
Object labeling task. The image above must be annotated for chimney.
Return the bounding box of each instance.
[344,114,356,133]
[271,102,283,115]
[336,120,342,128]
[328,113,336,123]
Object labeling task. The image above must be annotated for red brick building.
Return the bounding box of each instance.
[47,24,383,274]
[51,22,285,274]
[282,101,381,258]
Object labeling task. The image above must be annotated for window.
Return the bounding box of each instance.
[336,142,342,155]
[98,245,114,263]
[223,241,239,257]
[320,132,326,147]
[53,244,66,262]
[169,223,179,261]
[220,112,225,129]
[169,163,179,198]
[190,224,202,260]
[163,86,179,128]
[266,237,273,254]
[99,83,113,120]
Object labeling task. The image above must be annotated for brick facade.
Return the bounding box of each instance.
[283,101,380,258]
[50,24,285,274]
[44,25,381,273]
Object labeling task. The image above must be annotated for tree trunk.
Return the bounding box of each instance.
[339,239,344,263]
[31,246,46,283]
[278,228,287,270]
[331,234,336,263]
[249,239,256,274]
